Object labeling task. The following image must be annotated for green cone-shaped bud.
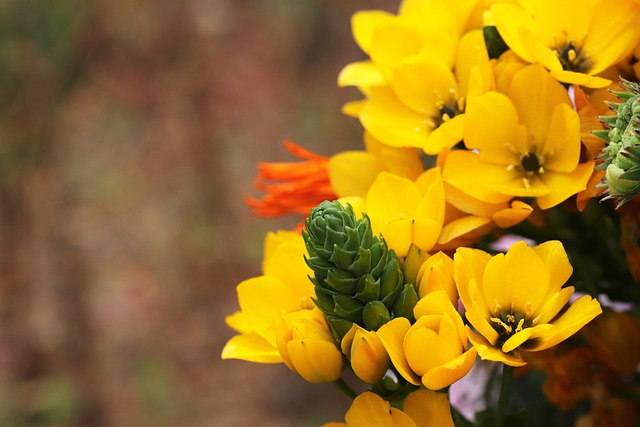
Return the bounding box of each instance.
[303,200,408,341]
[596,78,640,208]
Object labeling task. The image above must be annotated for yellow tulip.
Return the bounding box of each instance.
[276,308,344,383]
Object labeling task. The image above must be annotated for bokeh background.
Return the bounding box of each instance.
[0,1,393,426]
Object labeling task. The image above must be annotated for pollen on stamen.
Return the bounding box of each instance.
[524,301,533,316]
[522,177,532,188]
[531,313,543,325]
[494,300,502,315]
[491,317,512,333]
[515,318,525,333]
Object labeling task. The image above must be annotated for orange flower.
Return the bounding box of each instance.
[246,140,337,217]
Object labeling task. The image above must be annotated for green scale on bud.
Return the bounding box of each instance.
[303,201,418,341]
[596,78,640,208]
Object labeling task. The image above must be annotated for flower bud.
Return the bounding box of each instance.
[597,78,640,207]
[276,309,344,383]
[304,201,406,340]
[341,325,390,384]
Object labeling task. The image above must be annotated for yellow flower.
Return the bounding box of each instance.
[365,170,445,258]
[341,325,390,384]
[322,389,454,427]
[354,30,493,154]
[454,240,602,367]
[275,308,344,383]
[491,0,640,88]
[377,290,477,390]
[443,64,594,209]
[221,231,314,363]
[329,132,424,199]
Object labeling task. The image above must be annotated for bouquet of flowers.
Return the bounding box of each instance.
[222,1,640,425]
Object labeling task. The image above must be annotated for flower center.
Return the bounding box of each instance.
[433,97,465,128]
[490,300,542,349]
[520,151,541,173]
[554,41,591,73]
[491,313,526,346]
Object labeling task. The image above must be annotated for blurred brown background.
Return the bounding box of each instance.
[0,0,395,426]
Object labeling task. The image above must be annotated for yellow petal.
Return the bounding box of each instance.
[391,57,457,117]
[367,171,421,225]
[237,276,300,339]
[518,26,562,71]
[531,241,573,293]
[287,339,344,383]
[377,318,422,385]
[437,216,493,247]
[360,87,430,148]
[422,347,477,390]
[491,201,533,228]
[532,286,575,325]
[344,392,417,427]
[463,91,520,163]
[466,327,526,367]
[501,323,556,353]
[338,61,385,87]
[262,237,313,303]
[465,304,500,346]
[405,322,457,376]
[453,248,491,310]
[528,295,602,352]
[424,114,465,155]
[549,69,611,89]
[415,258,458,306]
[446,150,549,200]
[350,329,391,384]
[370,20,428,75]
[351,10,395,54]
[508,65,571,147]
[329,151,385,198]
[482,241,549,315]
[536,161,595,209]
[225,311,252,334]
[455,30,492,98]
[221,333,282,363]
[342,99,367,117]
[491,3,536,63]
[541,104,581,172]
[403,389,454,427]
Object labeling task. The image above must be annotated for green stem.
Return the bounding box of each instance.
[333,378,358,401]
[496,365,514,427]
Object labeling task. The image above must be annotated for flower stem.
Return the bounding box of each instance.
[496,365,514,427]
[333,378,358,401]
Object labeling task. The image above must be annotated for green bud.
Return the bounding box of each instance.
[596,78,640,207]
[303,200,406,341]
[392,284,419,323]
[362,301,391,330]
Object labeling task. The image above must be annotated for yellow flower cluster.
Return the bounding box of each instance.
[223,0,640,424]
